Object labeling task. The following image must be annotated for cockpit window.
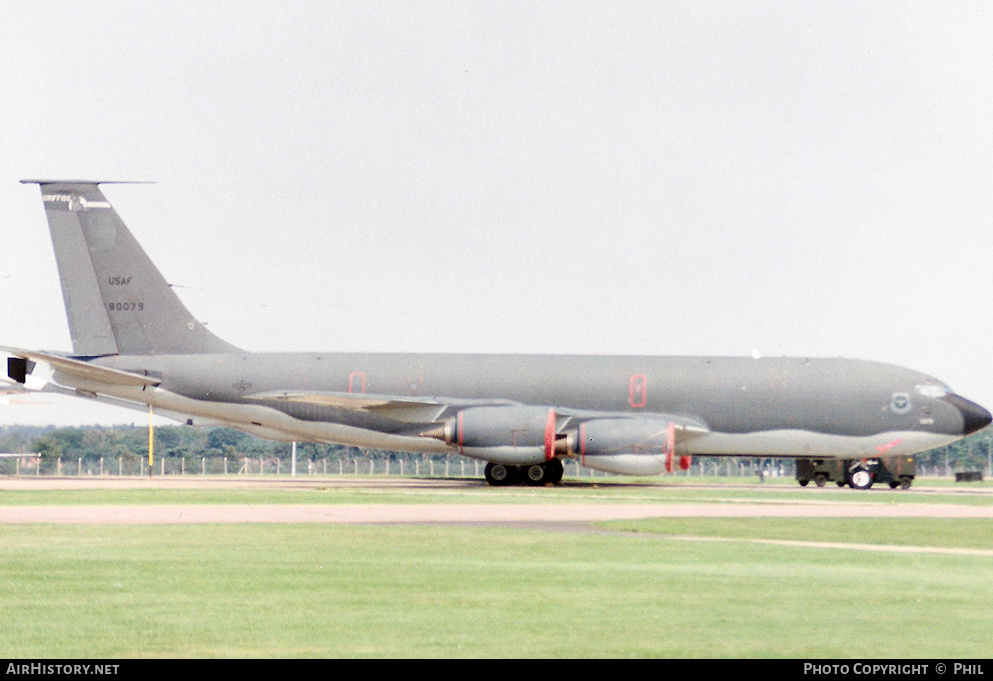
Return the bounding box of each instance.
[915,382,951,398]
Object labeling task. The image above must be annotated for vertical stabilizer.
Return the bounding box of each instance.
[23,180,240,356]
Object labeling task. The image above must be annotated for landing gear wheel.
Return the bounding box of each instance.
[524,464,548,486]
[523,459,565,486]
[888,481,899,489]
[849,468,874,490]
[798,480,809,487]
[485,463,518,486]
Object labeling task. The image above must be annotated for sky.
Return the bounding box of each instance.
[1,1,991,427]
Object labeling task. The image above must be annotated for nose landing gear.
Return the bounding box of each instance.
[796,456,915,490]
[849,466,874,490]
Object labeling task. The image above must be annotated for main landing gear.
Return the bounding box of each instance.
[484,459,565,486]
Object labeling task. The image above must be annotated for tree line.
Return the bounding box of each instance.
[0,424,351,465]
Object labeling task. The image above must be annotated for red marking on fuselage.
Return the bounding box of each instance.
[348,371,366,394]
[876,438,904,453]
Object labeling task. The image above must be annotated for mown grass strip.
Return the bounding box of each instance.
[1,523,991,658]
[1,477,991,506]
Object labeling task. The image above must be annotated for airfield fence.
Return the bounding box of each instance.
[0,452,993,480]
[0,452,982,480]
[0,452,804,479]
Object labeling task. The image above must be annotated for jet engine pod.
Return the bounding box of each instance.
[576,418,676,456]
[575,418,679,475]
[447,405,555,465]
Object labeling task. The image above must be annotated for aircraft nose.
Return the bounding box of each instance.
[945,394,993,435]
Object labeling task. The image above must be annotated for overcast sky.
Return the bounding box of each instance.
[1,1,991,426]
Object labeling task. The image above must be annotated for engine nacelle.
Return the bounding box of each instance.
[572,418,692,474]
[427,405,554,465]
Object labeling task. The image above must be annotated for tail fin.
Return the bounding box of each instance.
[22,180,241,356]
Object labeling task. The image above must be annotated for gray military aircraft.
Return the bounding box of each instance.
[5,180,990,487]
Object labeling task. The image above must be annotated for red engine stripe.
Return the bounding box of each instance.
[665,422,675,473]
[544,408,556,461]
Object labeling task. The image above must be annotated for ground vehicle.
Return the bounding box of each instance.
[795,456,915,490]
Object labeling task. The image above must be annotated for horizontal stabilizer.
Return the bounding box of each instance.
[1,347,161,388]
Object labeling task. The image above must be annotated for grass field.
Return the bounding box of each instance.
[1,475,991,506]
[1,479,991,658]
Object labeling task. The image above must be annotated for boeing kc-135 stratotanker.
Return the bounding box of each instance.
[4,181,990,487]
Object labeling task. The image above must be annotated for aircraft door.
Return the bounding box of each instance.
[629,374,647,408]
[348,371,366,394]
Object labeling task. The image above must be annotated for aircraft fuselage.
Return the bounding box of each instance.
[73,352,979,460]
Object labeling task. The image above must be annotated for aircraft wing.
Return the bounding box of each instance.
[243,389,520,423]
[245,389,711,443]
